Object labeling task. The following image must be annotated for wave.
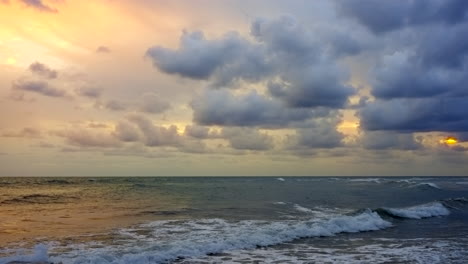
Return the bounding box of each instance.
[378,202,450,219]
[2,199,463,264]
[276,177,285,182]
[293,204,314,213]
[2,211,391,264]
[348,178,382,184]
[0,194,77,205]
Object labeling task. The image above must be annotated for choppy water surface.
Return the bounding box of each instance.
[1,177,468,263]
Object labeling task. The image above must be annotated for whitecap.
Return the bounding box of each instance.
[382,202,450,219]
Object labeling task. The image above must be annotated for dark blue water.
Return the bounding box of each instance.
[1,177,467,263]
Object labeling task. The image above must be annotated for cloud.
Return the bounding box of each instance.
[267,64,354,108]
[1,127,41,138]
[184,125,219,139]
[360,131,422,150]
[75,87,102,98]
[104,100,127,111]
[96,46,111,53]
[36,141,55,148]
[359,97,468,133]
[127,114,181,147]
[55,129,121,148]
[12,80,67,98]
[138,93,171,114]
[337,0,468,33]
[370,51,467,99]
[20,0,57,13]
[288,118,344,150]
[113,121,141,142]
[191,90,322,127]
[221,127,274,151]
[29,62,58,79]
[147,16,357,105]
[146,31,255,81]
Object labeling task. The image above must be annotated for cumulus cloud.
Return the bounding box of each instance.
[288,118,344,149]
[146,31,259,81]
[55,129,121,148]
[222,127,274,151]
[75,87,102,98]
[337,0,468,34]
[359,97,468,133]
[20,0,57,13]
[191,90,322,127]
[138,93,170,114]
[370,51,467,99]
[147,16,357,107]
[336,0,468,138]
[12,80,67,98]
[113,121,141,142]
[1,127,41,138]
[184,125,219,139]
[127,114,180,147]
[29,62,58,79]
[104,100,127,111]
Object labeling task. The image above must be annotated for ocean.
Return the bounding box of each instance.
[1,177,467,263]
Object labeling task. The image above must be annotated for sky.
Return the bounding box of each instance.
[0,0,467,176]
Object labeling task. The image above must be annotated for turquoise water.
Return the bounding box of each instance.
[1,177,468,263]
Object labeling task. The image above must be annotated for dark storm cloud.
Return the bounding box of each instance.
[147,16,357,108]
[417,23,468,69]
[29,62,58,79]
[361,131,422,150]
[339,1,468,136]
[289,119,344,149]
[371,51,467,99]
[12,80,67,98]
[267,65,354,108]
[146,30,272,87]
[20,0,57,13]
[359,97,468,133]
[337,0,468,33]
[221,127,274,151]
[191,90,323,128]
[146,31,250,80]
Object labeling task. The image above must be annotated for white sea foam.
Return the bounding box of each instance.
[382,202,450,219]
[0,244,48,264]
[348,178,382,184]
[276,177,285,182]
[187,238,468,264]
[415,182,441,189]
[2,211,391,264]
[273,201,286,205]
[293,204,314,213]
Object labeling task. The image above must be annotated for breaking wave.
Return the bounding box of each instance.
[379,202,450,219]
[1,199,464,264]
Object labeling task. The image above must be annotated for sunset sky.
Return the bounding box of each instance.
[1,0,467,176]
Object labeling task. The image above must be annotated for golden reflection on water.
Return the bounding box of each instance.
[0,179,189,248]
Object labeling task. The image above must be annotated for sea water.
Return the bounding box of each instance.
[1,177,467,263]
